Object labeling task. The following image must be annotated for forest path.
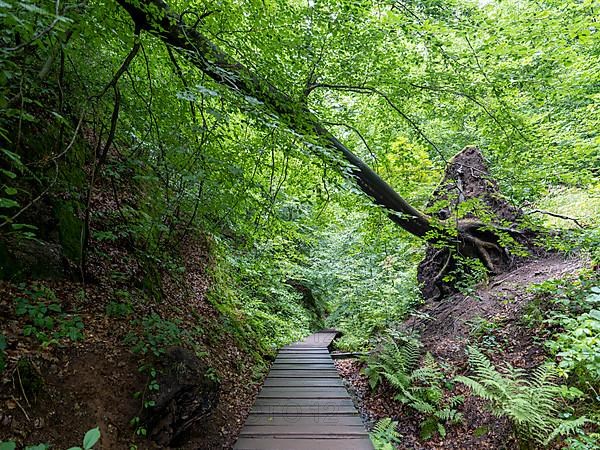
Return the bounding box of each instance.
[233,330,373,450]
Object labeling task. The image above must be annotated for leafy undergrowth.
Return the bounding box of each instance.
[334,256,600,449]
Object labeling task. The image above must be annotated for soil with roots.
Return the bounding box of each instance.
[417,146,538,300]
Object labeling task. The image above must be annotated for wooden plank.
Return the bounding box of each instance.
[278,349,330,352]
[271,364,335,370]
[257,388,350,399]
[267,373,340,378]
[263,378,344,387]
[252,405,356,415]
[273,358,333,362]
[254,398,355,407]
[234,437,373,450]
[277,351,330,355]
[268,371,339,377]
[242,415,365,427]
[274,356,332,361]
[250,404,359,415]
[239,425,368,436]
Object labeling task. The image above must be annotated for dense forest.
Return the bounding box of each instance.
[0,0,598,448]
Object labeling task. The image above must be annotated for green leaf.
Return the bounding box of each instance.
[82,427,101,449]
[0,442,17,450]
[18,2,48,14]
[0,198,19,209]
[473,426,489,437]
[0,169,16,179]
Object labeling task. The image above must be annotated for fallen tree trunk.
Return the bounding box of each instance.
[115,0,432,237]
[114,0,535,299]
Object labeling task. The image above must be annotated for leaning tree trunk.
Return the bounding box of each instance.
[114,0,536,299]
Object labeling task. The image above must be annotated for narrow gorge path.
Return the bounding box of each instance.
[234,330,373,450]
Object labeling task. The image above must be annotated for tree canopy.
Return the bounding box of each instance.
[0,0,599,447]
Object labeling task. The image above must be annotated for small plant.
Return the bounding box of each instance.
[565,431,600,450]
[443,256,488,295]
[67,427,101,450]
[0,427,100,450]
[106,301,133,317]
[125,313,183,357]
[370,418,402,449]
[468,316,506,350]
[13,286,84,344]
[205,366,220,383]
[527,275,600,391]
[456,346,588,446]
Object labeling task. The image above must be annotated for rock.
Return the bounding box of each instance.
[143,347,219,447]
[0,237,64,280]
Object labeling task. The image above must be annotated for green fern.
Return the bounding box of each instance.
[456,346,589,445]
[370,418,402,450]
[364,336,463,440]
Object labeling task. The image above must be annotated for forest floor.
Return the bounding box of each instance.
[334,255,586,449]
[0,229,267,449]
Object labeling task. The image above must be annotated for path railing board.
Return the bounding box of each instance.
[234,330,374,450]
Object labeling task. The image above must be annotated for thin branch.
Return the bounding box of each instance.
[93,24,142,99]
[323,121,377,163]
[525,209,584,228]
[307,82,447,165]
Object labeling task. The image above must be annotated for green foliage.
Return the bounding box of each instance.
[370,418,402,450]
[565,432,600,450]
[206,235,320,354]
[312,212,422,351]
[0,0,599,446]
[13,285,84,344]
[547,307,600,382]
[456,346,588,446]
[468,316,508,350]
[0,427,99,450]
[106,301,133,318]
[443,256,489,296]
[528,272,600,388]
[67,427,101,450]
[364,335,463,440]
[125,313,183,357]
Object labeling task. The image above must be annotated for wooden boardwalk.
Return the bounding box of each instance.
[234,330,373,450]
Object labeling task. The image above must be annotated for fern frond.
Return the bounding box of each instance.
[435,408,463,424]
[458,346,588,445]
[543,416,589,446]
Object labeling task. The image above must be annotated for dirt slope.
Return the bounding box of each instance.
[335,255,587,449]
